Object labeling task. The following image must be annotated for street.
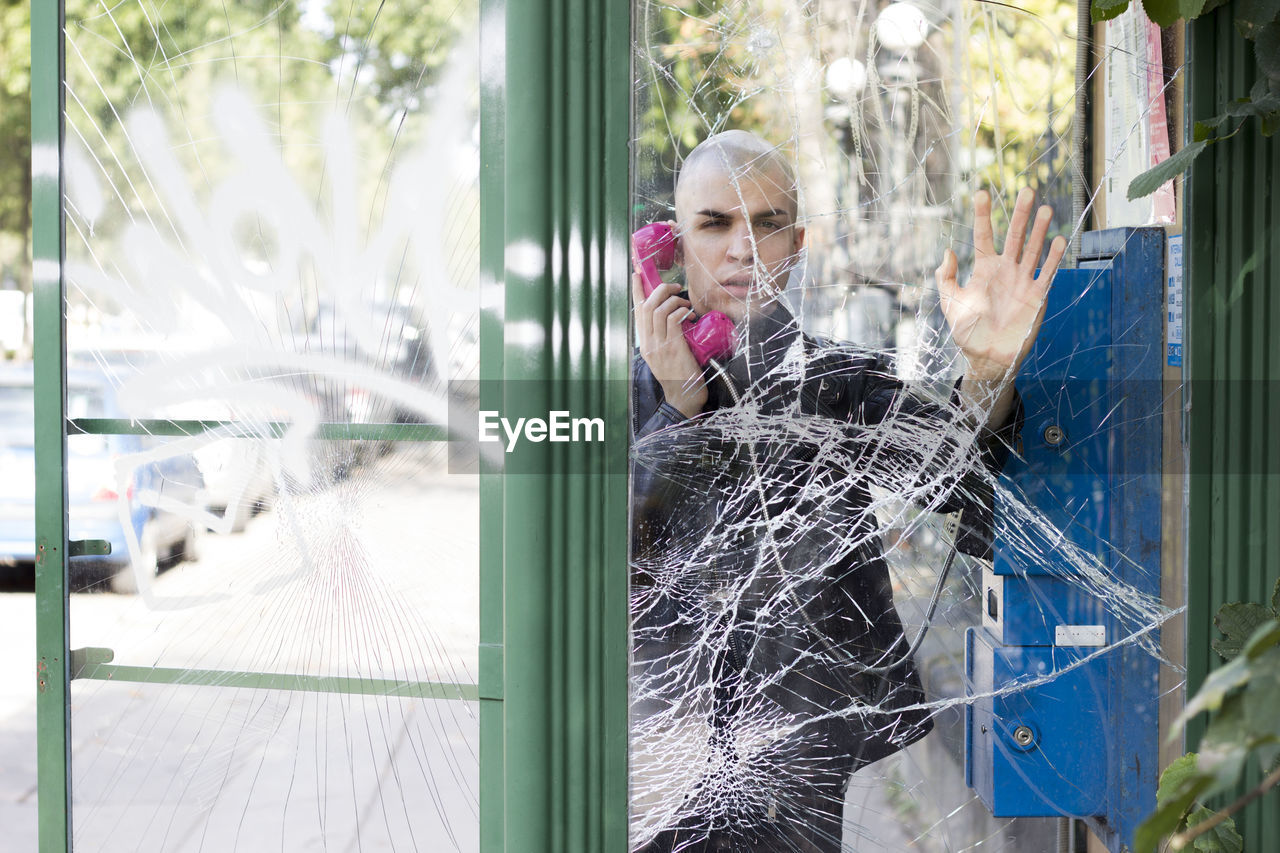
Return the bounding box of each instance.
[0,444,480,852]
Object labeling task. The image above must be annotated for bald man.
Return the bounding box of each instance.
[630,130,1065,852]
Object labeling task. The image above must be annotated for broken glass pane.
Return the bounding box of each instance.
[629,2,1178,851]
[62,1,481,849]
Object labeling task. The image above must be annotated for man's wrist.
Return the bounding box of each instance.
[962,356,1017,384]
[666,395,704,419]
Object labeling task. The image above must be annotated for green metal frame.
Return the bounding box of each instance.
[66,419,447,441]
[34,0,632,850]
[1185,5,1280,847]
[495,0,631,849]
[32,0,69,848]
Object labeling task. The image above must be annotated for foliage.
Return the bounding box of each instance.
[0,0,32,289]
[633,0,799,209]
[0,0,475,289]
[633,0,1077,245]
[1093,0,1280,200]
[322,0,476,116]
[1135,577,1280,853]
[961,0,1077,207]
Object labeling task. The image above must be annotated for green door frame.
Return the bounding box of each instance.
[32,1,631,851]
[491,0,631,848]
[31,0,69,848]
[1184,6,1280,846]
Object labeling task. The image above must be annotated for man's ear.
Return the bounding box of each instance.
[792,225,806,256]
[672,220,684,266]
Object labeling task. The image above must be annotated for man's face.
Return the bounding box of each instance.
[675,163,805,326]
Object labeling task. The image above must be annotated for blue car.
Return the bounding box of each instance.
[0,364,204,592]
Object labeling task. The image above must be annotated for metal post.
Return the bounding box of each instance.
[31,1,70,850]
[498,0,630,849]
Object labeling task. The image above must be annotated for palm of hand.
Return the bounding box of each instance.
[937,188,1066,381]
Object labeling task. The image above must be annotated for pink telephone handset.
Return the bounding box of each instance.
[632,222,735,365]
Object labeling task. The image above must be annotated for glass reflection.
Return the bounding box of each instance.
[62,1,481,849]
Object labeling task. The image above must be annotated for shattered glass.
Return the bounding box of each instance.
[61,1,481,849]
[628,2,1179,851]
[43,0,1183,850]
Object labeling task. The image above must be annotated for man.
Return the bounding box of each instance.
[629,130,1065,852]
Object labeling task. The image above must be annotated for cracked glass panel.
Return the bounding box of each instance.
[62,1,480,849]
[629,2,1178,851]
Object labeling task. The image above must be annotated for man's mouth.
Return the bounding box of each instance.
[720,277,754,297]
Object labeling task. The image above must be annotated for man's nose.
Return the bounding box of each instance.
[726,225,755,263]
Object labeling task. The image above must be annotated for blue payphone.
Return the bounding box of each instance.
[965,228,1168,851]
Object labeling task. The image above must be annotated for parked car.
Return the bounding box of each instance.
[0,365,205,592]
[304,302,438,425]
[191,427,275,533]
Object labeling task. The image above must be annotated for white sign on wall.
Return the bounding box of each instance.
[1103,4,1176,227]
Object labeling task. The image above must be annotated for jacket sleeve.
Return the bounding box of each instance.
[816,344,1023,558]
[632,354,692,438]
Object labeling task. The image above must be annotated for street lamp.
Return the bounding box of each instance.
[874,2,929,53]
[872,2,930,289]
[825,57,867,101]
[824,57,869,297]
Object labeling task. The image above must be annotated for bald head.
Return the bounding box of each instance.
[675,130,799,222]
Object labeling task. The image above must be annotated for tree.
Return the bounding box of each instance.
[0,0,32,350]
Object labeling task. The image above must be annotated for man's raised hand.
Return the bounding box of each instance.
[936,187,1067,383]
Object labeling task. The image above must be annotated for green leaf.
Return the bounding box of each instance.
[1262,109,1280,136]
[1143,0,1203,26]
[1258,22,1280,81]
[1242,618,1280,658]
[1092,0,1132,22]
[1199,699,1251,794]
[1135,782,1206,853]
[1262,743,1280,774]
[1273,577,1280,615]
[1156,753,1204,805]
[1236,0,1280,39]
[1175,652,1251,730]
[1236,0,1278,20]
[1224,94,1280,118]
[1128,140,1209,201]
[1194,115,1232,141]
[1241,646,1280,739]
[1213,602,1273,659]
[1186,807,1244,853]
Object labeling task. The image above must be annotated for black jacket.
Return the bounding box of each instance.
[629,307,1022,766]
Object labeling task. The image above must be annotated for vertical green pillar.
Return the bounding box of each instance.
[31,1,70,850]
[498,0,631,850]
[1185,5,1280,848]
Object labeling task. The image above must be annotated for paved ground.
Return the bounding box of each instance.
[1,445,481,852]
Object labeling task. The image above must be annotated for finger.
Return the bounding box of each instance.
[1003,187,1035,262]
[652,294,693,334]
[643,280,684,310]
[1020,205,1054,275]
[935,248,959,303]
[1035,234,1068,287]
[664,306,696,339]
[631,272,652,343]
[973,189,995,256]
